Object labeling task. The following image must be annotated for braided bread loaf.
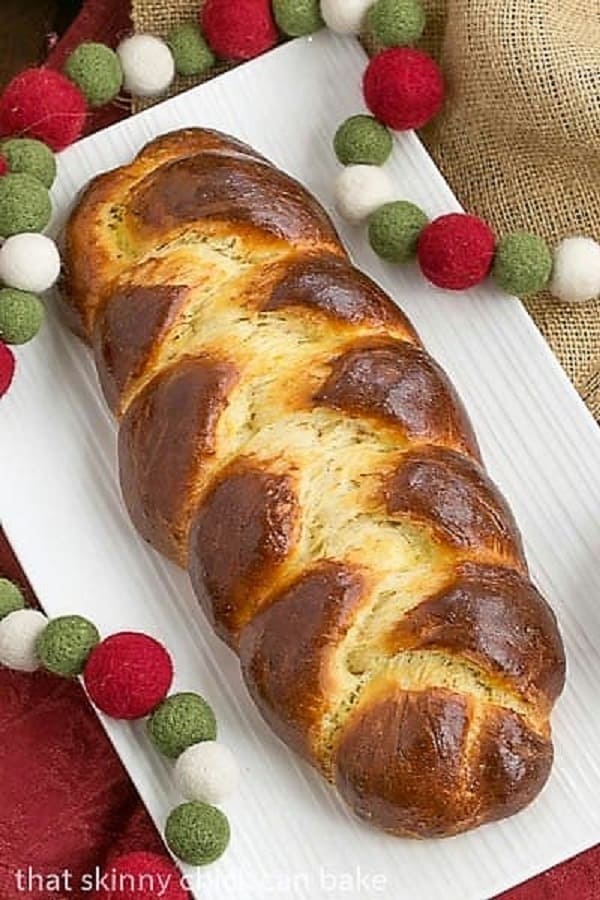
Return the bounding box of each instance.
[61,128,565,838]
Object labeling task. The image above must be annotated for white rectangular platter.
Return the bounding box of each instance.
[2,31,600,900]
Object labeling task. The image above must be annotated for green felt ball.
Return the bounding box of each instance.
[334,115,393,166]
[368,200,428,262]
[0,288,44,344]
[368,0,426,47]
[0,579,25,620]
[0,139,56,189]
[64,43,123,107]
[167,23,215,77]
[165,802,230,866]
[0,174,52,238]
[36,615,100,677]
[147,692,217,759]
[272,0,324,36]
[492,231,553,296]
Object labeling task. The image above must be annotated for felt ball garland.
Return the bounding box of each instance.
[324,0,599,300]
[0,42,327,875]
[0,575,236,869]
[0,3,595,412]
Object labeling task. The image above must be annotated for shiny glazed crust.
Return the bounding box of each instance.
[61,128,565,838]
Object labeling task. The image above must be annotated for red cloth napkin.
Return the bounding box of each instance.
[0,1,596,897]
[0,534,164,900]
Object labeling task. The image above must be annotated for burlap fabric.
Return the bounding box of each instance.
[131,0,600,419]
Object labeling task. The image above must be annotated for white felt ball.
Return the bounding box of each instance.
[321,0,374,34]
[117,35,175,98]
[550,236,600,304]
[334,165,395,224]
[174,741,240,805]
[0,609,47,672]
[0,234,61,293]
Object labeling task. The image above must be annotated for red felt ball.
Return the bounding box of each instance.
[83,632,173,720]
[99,852,187,900]
[417,213,496,290]
[0,68,87,152]
[0,154,8,177]
[363,48,444,131]
[201,0,278,60]
[0,342,15,398]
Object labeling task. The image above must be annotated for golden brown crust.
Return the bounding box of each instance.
[387,563,566,706]
[334,685,553,838]
[473,705,554,825]
[136,128,268,165]
[119,355,239,563]
[126,152,341,249]
[263,253,420,342]
[240,561,366,757]
[60,127,565,839]
[315,343,480,459]
[189,463,301,646]
[335,687,474,837]
[59,128,288,340]
[95,284,190,414]
[384,446,525,566]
